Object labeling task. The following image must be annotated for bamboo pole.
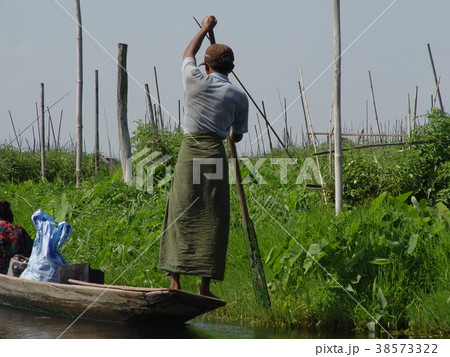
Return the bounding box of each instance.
[299,66,317,148]
[368,70,382,143]
[298,66,327,202]
[40,83,46,180]
[413,86,418,128]
[32,126,36,153]
[231,68,291,157]
[433,76,441,110]
[75,0,83,187]
[328,95,335,178]
[427,43,444,111]
[154,66,163,129]
[365,100,369,143]
[254,124,261,156]
[57,109,63,149]
[333,0,343,214]
[117,43,132,182]
[47,107,57,148]
[247,130,254,157]
[47,106,51,149]
[298,70,311,145]
[144,83,158,138]
[261,101,273,151]
[178,99,181,128]
[104,108,113,172]
[94,70,100,173]
[7,92,71,147]
[257,115,266,155]
[407,94,411,138]
[8,111,21,151]
[314,138,450,156]
[307,132,407,137]
[283,98,289,148]
[35,102,40,147]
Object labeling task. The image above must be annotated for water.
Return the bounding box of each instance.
[0,304,358,339]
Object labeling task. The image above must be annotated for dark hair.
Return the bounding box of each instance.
[209,61,235,75]
[0,200,14,223]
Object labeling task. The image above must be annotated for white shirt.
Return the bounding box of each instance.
[182,57,248,139]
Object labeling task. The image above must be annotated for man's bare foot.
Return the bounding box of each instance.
[199,277,220,298]
[170,272,181,290]
[200,289,220,299]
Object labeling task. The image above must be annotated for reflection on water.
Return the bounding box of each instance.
[0,304,356,339]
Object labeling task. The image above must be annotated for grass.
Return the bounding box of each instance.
[1,173,448,336]
[0,109,448,336]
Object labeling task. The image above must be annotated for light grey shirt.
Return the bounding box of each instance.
[182,57,248,139]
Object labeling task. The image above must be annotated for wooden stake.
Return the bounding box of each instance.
[299,66,327,202]
[368,70,382,143]
[75,0,83,187]
[254,124,261,156]
[117,43,132,182]
[433,76,441,110]
[57,110,63,149]
[8,111,21,151]
[7,92,71,147]
[413,86,419,128]
[47,106,57,148]
[407,94,411,138]
[298,74,311,145]
[144,83,158,138]
[40,83,46,180]
[333,0,343,214]
[94,70,100,173]
[329,95,335,178]
[257,115,266,155]
[299,66,316,147]
[104,108,113,172]
[283,98,289,148]
[427,43,444,111]
[178,99,181,128]
[32,126,36,152]
[261,101,273,151]
[154,66,163,129]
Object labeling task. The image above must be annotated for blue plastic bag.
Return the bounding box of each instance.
[20,209,72,282]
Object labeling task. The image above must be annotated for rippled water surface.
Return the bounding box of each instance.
[0,304,359,339]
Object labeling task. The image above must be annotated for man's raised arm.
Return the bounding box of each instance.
[183,15,217,59]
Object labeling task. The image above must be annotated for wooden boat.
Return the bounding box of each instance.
[0,274,225,323]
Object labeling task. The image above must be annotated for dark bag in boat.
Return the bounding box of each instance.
[7,254,29,278]
[57,263,104,284]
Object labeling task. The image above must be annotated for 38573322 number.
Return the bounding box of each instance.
[375,343,438,354]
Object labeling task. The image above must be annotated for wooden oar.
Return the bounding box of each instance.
[207,27,270,308]
[228,138,271,308]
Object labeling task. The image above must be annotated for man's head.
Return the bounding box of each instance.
[203,44,235,75]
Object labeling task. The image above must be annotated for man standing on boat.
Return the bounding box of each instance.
[158,15,248,297]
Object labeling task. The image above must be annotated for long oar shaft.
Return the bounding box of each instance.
[203,23,270,308]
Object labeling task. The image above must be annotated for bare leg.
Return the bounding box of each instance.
[170,272,181,290]
[200,277,219,298]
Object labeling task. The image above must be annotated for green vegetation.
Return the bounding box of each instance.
[0,110,448,336]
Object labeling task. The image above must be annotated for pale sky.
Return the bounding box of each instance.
[1,0,449,157]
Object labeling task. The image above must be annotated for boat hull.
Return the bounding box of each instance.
[0,275,225,323]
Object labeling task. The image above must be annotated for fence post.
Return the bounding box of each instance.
[117,43,132,182]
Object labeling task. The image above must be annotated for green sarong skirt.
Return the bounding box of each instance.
[158,133,230,280]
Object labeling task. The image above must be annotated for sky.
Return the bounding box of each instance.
[1,0,449,157]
